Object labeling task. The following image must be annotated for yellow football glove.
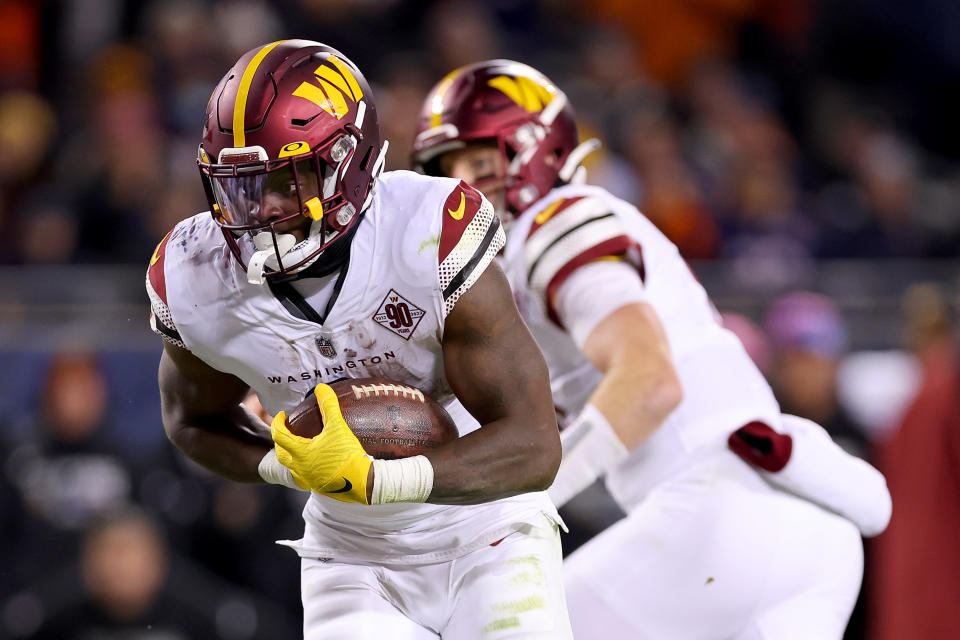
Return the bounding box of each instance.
[271,384,373,504]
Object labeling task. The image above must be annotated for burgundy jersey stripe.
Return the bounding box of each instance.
[148,231,172,305]
[438,181,485,264]
[542,235,643,328]
[525,196,586,240]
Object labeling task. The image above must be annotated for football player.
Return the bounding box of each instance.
[412,60,892,640]
[148,42,573,639]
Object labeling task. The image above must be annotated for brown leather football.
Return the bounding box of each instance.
[285,377,459,459]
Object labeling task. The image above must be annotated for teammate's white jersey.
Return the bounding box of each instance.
[147,170,559,564]
[500,183,781,510]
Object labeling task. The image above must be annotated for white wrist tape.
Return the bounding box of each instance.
[258,448,307,492]
[768,414,892,537]
[548,404,628,508]
[371,455,434,504]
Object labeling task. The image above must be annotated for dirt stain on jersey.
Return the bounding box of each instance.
[346,323,377,350]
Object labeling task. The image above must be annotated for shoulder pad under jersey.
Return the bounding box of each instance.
[523,195,643,307]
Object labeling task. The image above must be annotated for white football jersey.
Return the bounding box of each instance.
[147,170,559,564]
[500,183,782,510]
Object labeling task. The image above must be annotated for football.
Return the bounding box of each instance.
[285,377,459,459]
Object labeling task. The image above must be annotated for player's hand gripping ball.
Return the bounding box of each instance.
[272,378,458,503]
[271,384,373,503]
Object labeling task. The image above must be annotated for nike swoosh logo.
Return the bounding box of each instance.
[328,478,353,493]
[447,192,466,220]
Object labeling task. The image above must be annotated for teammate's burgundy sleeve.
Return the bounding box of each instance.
[523,195,643,326]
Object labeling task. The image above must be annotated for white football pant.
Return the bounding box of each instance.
[301,518,572,639]
[564,450,863,640]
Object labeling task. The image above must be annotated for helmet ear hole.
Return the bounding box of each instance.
[544,147,563,168]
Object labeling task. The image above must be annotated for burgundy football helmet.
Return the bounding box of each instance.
[199,40,387,284]
[411,60,598,220]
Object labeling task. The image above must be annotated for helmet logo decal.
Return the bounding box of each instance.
[292,57,364,121]
[278,141,311,157]
[326,58,364,100]
[486,75,555,113]
[233,40,287,147]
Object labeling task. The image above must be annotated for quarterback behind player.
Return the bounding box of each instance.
[413,60,892,640]
[148,42,573,639]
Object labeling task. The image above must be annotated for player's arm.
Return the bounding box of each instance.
[581,300,682,450]
[428,260,561,504]
[729,415,892,537]
[519,195,683,505]
[158,341,273,482]
[547,260,683,507]
[148,228,301,490]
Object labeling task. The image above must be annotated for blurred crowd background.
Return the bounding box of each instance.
[0,0,958,638]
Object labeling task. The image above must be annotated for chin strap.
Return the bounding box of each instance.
[247,231,298,285]
[371,140,389,183]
